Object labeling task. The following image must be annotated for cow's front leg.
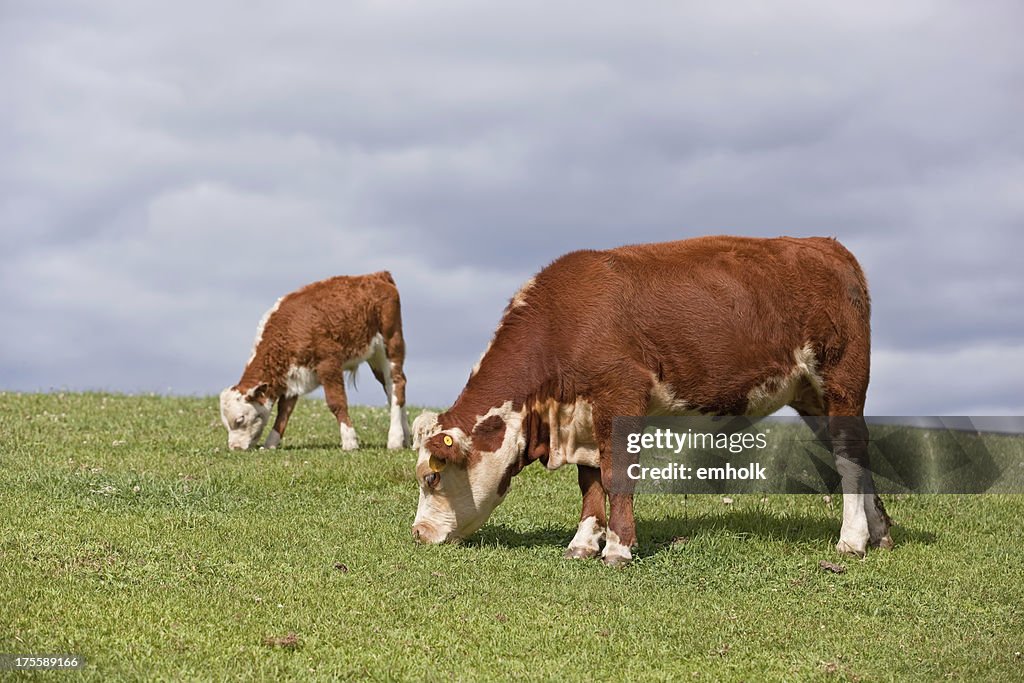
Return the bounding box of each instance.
[593,384,643,566]
[565,465,607,559]
[264,395,298,449]
[603,493,636,567]
[319,361,359,451]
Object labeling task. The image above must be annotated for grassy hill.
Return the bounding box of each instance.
[2,392,1022,680]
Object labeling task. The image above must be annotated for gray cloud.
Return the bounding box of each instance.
[2,1,1022,414]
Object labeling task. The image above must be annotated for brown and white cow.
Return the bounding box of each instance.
[411,236,892,566]
[220,271,410,451]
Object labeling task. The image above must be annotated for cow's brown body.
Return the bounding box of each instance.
[412,236,890,565]
[220,271,410,451]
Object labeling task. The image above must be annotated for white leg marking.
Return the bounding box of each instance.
[340,423,359,451]
[387,393,409,450]
[565,515,605,559]
[369,349,408,450]
[836,493,870,556]
[601,529,633,567]
[835,455,871,556]
[263,429,282,449]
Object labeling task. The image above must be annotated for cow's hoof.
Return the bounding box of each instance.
[835,539,867,557]
[564,545,600,560]
[386,427,405,450]
[602,551,632,568]
[339,424,359,451]
[263,430,282,449]
[871,535,894,550]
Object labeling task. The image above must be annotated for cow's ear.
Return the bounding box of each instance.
[412,411,439,449]
[245,383,269,403]
[424,431,470,469]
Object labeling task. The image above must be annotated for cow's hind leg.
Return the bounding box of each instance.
[794,374,891,554]
[868,494,894,549]
[830,410,892,552]
[319,359,359,451]
[829,407,894,556]
[798,412,891,553]
[370,321,411,449]
[832,413,871,557]
[385,335,411,449]
[565,465,607,559]
[264,395,298,449]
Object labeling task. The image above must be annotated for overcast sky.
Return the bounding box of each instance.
[2,1,1022,415]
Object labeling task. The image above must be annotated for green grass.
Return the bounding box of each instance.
[1,393,1022,681]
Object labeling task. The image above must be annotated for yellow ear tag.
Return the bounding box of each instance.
[443,434,454,447]
[428,455,446,472]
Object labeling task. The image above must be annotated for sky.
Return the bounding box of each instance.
[2,1,1022,415]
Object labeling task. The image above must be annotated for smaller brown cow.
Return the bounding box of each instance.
[219,272,410,451]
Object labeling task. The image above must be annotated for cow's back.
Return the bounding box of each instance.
[247,272,401,382]
[515,236,869,414]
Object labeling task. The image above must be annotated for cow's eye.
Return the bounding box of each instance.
[425,472,440,489]
[233,417,245,428]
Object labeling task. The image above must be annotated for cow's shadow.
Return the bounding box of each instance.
[469,507,935,558]
[272,439,404,451]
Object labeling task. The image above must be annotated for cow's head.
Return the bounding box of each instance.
[219,384,271,450]
[411,404,526,543]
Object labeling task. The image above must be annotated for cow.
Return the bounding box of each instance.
[410,236,892,566]
[219,271,410,452]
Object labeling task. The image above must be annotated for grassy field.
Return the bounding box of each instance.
[2,393,1022,681]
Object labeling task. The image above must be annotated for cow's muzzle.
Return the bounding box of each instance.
[412,521,453,544]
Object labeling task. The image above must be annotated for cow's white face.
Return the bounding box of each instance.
[219,384,271,450]
[411,404,525,544]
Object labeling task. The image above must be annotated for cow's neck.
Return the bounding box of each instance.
[440,336,551,432]
[236,346,286,403]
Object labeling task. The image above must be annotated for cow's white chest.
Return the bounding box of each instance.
[284,365,320,397]
[536,398,601,470]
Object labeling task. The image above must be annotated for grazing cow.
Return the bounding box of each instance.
[219,272,410,452]
[411,236,891,566]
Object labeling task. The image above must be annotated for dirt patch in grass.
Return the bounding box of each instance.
[818,560,847,574]
[262,632,302,650]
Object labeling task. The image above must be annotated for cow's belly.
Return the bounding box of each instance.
[653,343,824,417]
[343,332,386,370]
[540,345,823,471]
